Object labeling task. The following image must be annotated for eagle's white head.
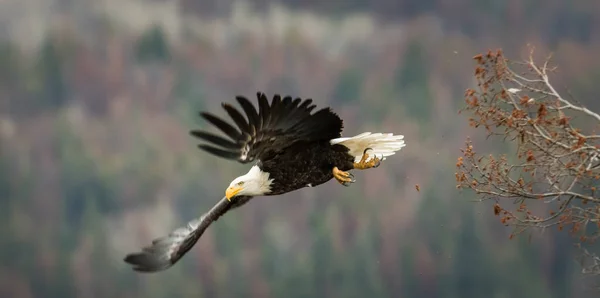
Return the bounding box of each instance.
[225,165,273,200]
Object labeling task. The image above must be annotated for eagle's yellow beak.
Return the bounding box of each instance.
[225,185,243,201]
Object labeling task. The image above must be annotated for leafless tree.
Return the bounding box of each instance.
[455,46,600,280]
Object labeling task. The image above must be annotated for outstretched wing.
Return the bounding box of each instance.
[190,92,343,163]
[123,196,253,272]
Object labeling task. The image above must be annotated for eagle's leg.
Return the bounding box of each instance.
[333,166,355,187]
[353,148,382,170]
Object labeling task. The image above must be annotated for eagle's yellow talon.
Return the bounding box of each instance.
[333,166,355,186]
[354,149,382,170]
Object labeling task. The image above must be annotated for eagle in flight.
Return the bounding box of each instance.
[124,92,406,272]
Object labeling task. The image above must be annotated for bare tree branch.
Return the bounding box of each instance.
[456,46,600,280]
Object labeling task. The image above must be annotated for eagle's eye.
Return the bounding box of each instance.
[237,181,245,186]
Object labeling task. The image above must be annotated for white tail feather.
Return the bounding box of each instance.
[330,132,406,163]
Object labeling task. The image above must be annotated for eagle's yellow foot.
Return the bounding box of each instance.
[353,148,382,170]
[333,166,355,187]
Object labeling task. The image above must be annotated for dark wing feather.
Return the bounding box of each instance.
[123,196,253,273]
[190,92,344,163]
[189,131,238,149]
[222,103,250,133]
[196,144,241,160]
[236,96,260,129]
[200,112,241,140]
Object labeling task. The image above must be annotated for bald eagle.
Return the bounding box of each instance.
[124,92,406,272]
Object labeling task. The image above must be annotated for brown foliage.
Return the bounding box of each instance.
[457,46,600,277]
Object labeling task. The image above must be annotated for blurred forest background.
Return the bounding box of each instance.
[1,0,600,297]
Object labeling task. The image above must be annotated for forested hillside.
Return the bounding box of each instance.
[1,0,599,297]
